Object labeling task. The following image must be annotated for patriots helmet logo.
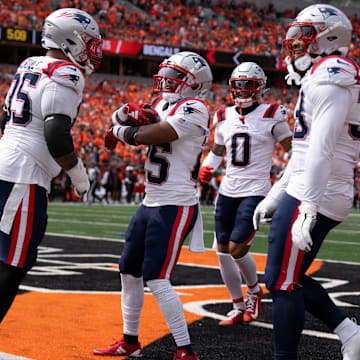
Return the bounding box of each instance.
[318,7,338,20]
[58,12,91,29]
[327,67,341,76]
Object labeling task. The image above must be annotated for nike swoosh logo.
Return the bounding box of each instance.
[186,101,196,105]
[337,59,349,65]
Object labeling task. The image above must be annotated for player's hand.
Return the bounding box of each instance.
[252,195,279,230]
[104,127,120,150]
[199,166,213,184]
[112,103,159,126]
[67,158,90,197]
[291,203,317,252]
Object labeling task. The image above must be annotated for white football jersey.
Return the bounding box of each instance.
[0,56,85,192]
[286,56,360,221]
[142,96,210,206]
[214,104,291,197]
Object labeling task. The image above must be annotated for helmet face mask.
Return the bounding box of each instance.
[152,51,212,103]
[229,62,266,107]
[41,8,102,75]
[282,4,352,72]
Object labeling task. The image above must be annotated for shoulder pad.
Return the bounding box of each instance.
[169,97,210,129]
[151,95,164,111]
[169,98,209,116]
[310,56,359,87]
[263,103,281,119]
[213,107,228,126]
[43,61,85,94]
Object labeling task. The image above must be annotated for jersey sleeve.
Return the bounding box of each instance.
[41,62,84,121]
[271,105,292,142]
[43,62,85,95]
[310,56,359,88]
[167,100,210,138]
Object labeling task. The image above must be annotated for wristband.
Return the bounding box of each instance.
[113,125,130,143]
[202,151,223,171]
[125,126,139,145]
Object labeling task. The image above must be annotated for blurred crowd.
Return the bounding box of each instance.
[3,63,358,206]
[1,0,360,61]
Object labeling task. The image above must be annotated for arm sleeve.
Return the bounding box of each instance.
[41,81,81,121]
[272,121,292,143]
[301,83,352,209]
[167,115,208,138]
[214,124,225,145]
[267,157,294,201]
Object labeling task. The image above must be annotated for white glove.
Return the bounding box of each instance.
[291,203,317,252]
[112,104,129,125]
[253,195,280,230]
[66,158,90,197]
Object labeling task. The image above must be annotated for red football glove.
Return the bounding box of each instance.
[104,127,119,151]
[124,103,159,126]
[198,166,214,184]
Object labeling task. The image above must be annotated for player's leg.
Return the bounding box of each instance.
[230,196,264,323]
[0,182,47,323]
[0,262,26,322]
[300,213,360,359]
[215,194,245,325]
[144,204,199,359]
[94,206,146,356]
[265,193,305,360]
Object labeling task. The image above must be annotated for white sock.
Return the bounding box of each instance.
[147,279,190,347]
[334,317,359,344]
[121,274,144,336]
[234,253,260,293]
[217,252,245,310]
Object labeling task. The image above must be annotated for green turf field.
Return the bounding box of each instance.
[47,202,360,263]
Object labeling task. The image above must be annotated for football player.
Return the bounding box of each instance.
[0,8,102,323]
[253,4,360,359]
[198,62,292,325]
[95,51,213,360]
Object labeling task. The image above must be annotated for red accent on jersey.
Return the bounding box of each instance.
[151,95,163,110]
[43,60,84,78]
[169,98,207,116]
[216,107,227,123]
[311,55,360,75]
[263,104,280,118]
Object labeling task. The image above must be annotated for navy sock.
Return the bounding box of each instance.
[123,334,139,345]
[303,275,346,330]
[272,286,304,360]
[178,345,195,356]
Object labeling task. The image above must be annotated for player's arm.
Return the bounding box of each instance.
[42,77,89,196]
[198,143,225,184]
[124,121,178,146]
[0,107,7,134]
[302,83,352,211]
[272,105,292,153]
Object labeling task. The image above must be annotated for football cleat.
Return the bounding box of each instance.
[218,308,244,326]
[93,337,143,357]
[341,323,360,360]
[243,288,263,323]
[172,349,199,359]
